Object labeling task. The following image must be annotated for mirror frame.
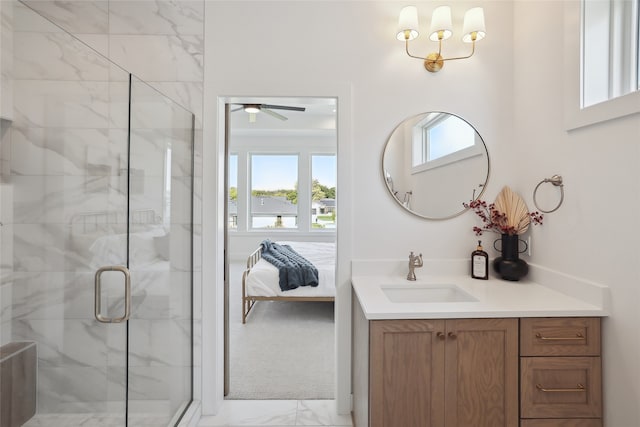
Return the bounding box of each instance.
[382,111,490,220]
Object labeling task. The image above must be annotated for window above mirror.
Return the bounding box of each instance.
[582,0,639,108]
[411,113,483,174]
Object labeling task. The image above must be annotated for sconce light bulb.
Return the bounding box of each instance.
[397,5,419,41]
[429,6,452,41]
[462,7,486,43]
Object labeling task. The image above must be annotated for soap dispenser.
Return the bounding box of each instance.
[471,240,489,280]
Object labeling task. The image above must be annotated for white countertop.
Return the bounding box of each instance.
[352,260,609,320]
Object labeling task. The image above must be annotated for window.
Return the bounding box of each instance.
[311,154,336,230]
[582,0,639,107]
[412,113,481,173]
[250,154,298,229]
[228,154,238,229]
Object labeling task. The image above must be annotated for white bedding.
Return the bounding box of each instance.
[245,241,336,298]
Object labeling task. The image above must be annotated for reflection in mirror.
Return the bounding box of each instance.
[382,112,489,219]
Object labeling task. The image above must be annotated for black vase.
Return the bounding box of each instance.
[493,234,528,281]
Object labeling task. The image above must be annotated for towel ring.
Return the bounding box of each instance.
[533,175,564,213]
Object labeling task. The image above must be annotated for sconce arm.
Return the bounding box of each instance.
[440,40,476,62]
[404,40,429,61]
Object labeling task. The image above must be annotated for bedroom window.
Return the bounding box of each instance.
[582,0,639,107]
[250,154,298,229]
[311,154,336,230]
[228,154,238,229]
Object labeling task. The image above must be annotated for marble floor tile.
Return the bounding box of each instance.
[296,400,352,426]
[196,400,352,427]
[197,400,297,426]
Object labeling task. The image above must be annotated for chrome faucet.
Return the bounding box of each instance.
[407,251,423,281]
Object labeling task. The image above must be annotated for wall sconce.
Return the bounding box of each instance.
[397,5,486,73]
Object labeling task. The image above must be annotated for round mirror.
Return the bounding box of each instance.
[382,112,489,219]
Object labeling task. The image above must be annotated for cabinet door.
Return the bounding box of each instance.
[444,318,519,427]
[370,320,446,427]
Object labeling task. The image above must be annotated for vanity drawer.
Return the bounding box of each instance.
[520,419,602,427]
[520,318,600,356]
[521,356,602,419]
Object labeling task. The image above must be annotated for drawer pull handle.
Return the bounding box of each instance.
[535,332,585,341]
[536,383,586,393]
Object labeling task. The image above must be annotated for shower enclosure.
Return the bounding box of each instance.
[1,2,193,426]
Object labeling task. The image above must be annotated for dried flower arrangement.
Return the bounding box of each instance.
[464,186,543,236]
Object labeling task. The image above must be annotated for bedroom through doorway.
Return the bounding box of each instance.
[223,97,338,399]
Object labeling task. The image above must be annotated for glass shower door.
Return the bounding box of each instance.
[8,3,193,425]
[126,77,194,426]
[8,2,132,424]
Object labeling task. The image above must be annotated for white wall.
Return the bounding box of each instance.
[513,2,640,425]
[203,0,515,415]
[204,1,639,424]
[205,0,515,265]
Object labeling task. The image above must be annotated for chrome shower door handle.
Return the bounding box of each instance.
[94,265,131,323]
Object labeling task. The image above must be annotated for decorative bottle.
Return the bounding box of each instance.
[471,240,489,280]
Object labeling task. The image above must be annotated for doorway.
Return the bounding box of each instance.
[223,97,338,399]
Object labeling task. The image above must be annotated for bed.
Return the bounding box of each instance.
[241,240,336,323]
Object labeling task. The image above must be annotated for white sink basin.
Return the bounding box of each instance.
[381,284,478,303]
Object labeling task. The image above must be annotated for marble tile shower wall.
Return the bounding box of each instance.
[0,0,15,349]
[5,0,204,415]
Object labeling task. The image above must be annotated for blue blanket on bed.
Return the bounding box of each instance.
[260,239,319,291]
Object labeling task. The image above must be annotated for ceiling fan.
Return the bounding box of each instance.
[230,103,306,122]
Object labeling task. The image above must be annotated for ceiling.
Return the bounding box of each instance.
[227,96,337,136]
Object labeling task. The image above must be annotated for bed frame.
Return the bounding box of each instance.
[241,245,334,324]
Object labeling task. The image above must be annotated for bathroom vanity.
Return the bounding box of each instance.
[351,261,607,427]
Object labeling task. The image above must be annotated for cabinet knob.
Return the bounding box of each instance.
[448,332,457,339]
[436,332,446,340]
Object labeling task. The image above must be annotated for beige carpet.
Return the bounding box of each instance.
[226,262,335,400]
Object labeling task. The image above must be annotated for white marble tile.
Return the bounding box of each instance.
[13,80,110,129]
[169,223,192,272]
[296,400,352,426]
[127,319,183,366]
[36,365,109,413]
[109,0,204,36]
[13,31,110,81]
[12,318,109,367]
[1,0,14,120]
[23,413,126,427]
[13,223,68,271]
[110,34,203,82]
[129,128,173,176]
[13,2,64,33]
[12,173,117,224]
[197,400,298,426]
[22,0,109,34]
[0,225,13,271]
[129,85,197,132]
[10,271,98,320]
[1,123,11,179]
[126,365,175,400]
[149,81,203,118]
[0,281,12,346]
[170,176,194,224]
[73,33,109,58]
[10,127,115,176]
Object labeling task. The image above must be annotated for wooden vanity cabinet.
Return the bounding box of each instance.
[368,318,519,427]
[520,317,602,427]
